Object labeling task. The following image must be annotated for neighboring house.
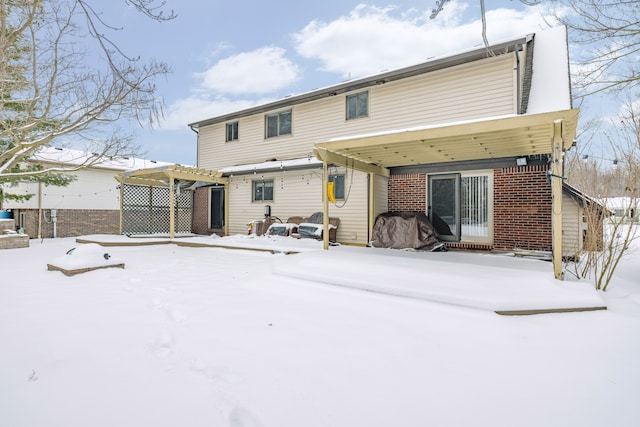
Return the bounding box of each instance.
[605,197,639,224]
[188,26,593,262]
[562,183,609,257]
[2,147,172,238]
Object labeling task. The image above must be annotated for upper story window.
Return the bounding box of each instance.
[226,121,239,142]
[265,110,292,138]
[346,91,368,120]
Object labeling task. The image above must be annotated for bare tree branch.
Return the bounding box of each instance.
[1,0,173,190]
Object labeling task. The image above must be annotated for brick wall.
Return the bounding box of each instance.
[12,209,120,238]
[388,166,553,252]
[193,186,226,236]
[388,173,426,213]
[192,187,211,235]
[493,165,552,251]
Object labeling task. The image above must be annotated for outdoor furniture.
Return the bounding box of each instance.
[288,213,340,242]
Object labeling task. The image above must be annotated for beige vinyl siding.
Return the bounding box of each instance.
[562,194,583,257]
[226,167,369,245]
[198,53,517,170]
[373,174,389,217]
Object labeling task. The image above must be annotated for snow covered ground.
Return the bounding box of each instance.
[1,234,639,426]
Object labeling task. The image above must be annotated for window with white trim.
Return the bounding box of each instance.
[225,122,238,142]
[265,110,292,138]
[346,91,368,120]
[427,171,493,243]
[253,180,274,202]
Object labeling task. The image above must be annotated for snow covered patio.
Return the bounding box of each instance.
[76,234,605,315]
[1,236,638,427]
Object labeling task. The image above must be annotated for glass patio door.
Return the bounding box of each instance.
[428,174,460,241]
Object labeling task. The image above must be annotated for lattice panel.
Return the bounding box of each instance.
[122,184,192,235]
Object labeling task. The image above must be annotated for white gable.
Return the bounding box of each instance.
[527,26,572,114]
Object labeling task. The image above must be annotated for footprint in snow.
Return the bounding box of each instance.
[189,359,241,385]
[147,330,175,357]
[151,298,189,324]
[229,407,263,427]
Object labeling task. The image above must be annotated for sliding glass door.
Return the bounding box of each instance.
[428,172,492,243]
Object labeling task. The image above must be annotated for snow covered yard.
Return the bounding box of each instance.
[1,237,639,427]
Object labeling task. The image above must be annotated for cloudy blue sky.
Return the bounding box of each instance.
[94,0,568,165]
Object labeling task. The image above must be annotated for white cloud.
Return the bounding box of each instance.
[195,46,300,95]
[161,2,563,132]
[292,2,560,79]
[158,95,275,131]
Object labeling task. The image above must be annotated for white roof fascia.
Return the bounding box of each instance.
[219,156,322,175]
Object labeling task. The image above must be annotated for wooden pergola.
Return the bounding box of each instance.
[116,165,228,238]
[314,109,579,280]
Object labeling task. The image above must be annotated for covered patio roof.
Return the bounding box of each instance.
[313,109,579,281]
[116,164,228,187]
[313,109,579,175]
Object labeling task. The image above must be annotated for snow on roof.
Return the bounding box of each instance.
[527,26,572,114]
[31,147,174,171]
[325,113,520,143]
[603,197,639,210]
[219,156,322,175]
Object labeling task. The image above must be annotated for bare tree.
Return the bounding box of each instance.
[566,100,640,290]
[0,0,174,191]
[432,1,639,97]
[555,0,640,98]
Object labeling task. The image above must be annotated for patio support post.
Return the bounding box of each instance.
[322,161,329,250]
[169,175,175,239]
[119,177,124,235]
[551,119,564,280]
[368,173,375,242]
[224,182,230,236]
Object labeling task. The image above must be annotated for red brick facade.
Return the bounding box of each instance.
[388,173,426,213]
[388,165,552,251]
[493,165,551,251]
[192,187,211,235]
[10,209,120,238]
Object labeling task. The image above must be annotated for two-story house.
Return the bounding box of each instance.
[188,26,586,274]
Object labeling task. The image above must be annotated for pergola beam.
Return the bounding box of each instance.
[313,147,390,177]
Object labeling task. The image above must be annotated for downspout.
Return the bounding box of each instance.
[52,209,57,238]
[514,49,521,114]
[189,125,199,168]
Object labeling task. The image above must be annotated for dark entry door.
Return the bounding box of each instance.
[428,174,460,241]
[210,187,225,229]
